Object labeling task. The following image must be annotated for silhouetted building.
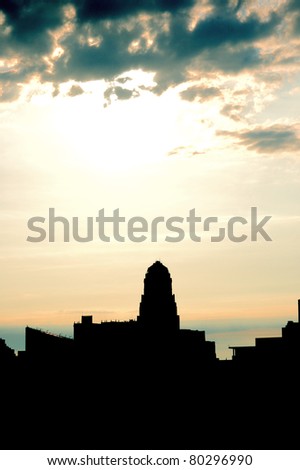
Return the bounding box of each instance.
[229,345,256,362]
[25,327,73,364]
[137,261,180,331]
[73,261,216,366]
[0,337,15,364]
[2,261,300,449]
[230,299,300,366]
[23,261,216,368]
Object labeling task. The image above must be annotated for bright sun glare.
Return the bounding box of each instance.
[24,73,180,172]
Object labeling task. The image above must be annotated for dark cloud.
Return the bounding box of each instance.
[194,45,264,73]
[0,0,288,102]
[67,84,84,96]
[76,0,196,21]
[51,9,278,87]
[180,85,222,102]
[52,83,60,98]
[0,0,63,52]
[116,76,132,84]
[183,13,280,55]
[112,86,139,100]
[210,0,246,14]
[292,10,300,35]
[286,0,300,35]
[287,0,300,12]
[218,124,300,154]
[104,85,139,105]
[0,80,21,101]
[53,20,146,82]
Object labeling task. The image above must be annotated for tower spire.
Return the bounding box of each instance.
[137,261,180,331]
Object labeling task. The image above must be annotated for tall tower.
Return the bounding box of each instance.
[137,261,180,331]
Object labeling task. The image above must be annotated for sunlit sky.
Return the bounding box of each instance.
[1,0,300,358]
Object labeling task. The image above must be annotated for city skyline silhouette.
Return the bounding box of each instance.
[1,260,300,450]
[1,0,300,454]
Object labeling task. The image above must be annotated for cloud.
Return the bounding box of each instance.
[0,80,21,101]
[50,7,280,90]
[257,72,282,85]
[286,0,300,34]
[183,12,280,54]
[218,124,300,154]
[221,103,244,121]
[180,85,222,102]
[67,84,85,96]
[195,45,265,73]
[104,85,140,105]
[76,0,196,21]
[167,146,205,157]
[0,1,62,53]
[52,83,60,98]
[0,0,295,102]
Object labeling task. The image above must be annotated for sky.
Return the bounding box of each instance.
[0,0,300,359]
